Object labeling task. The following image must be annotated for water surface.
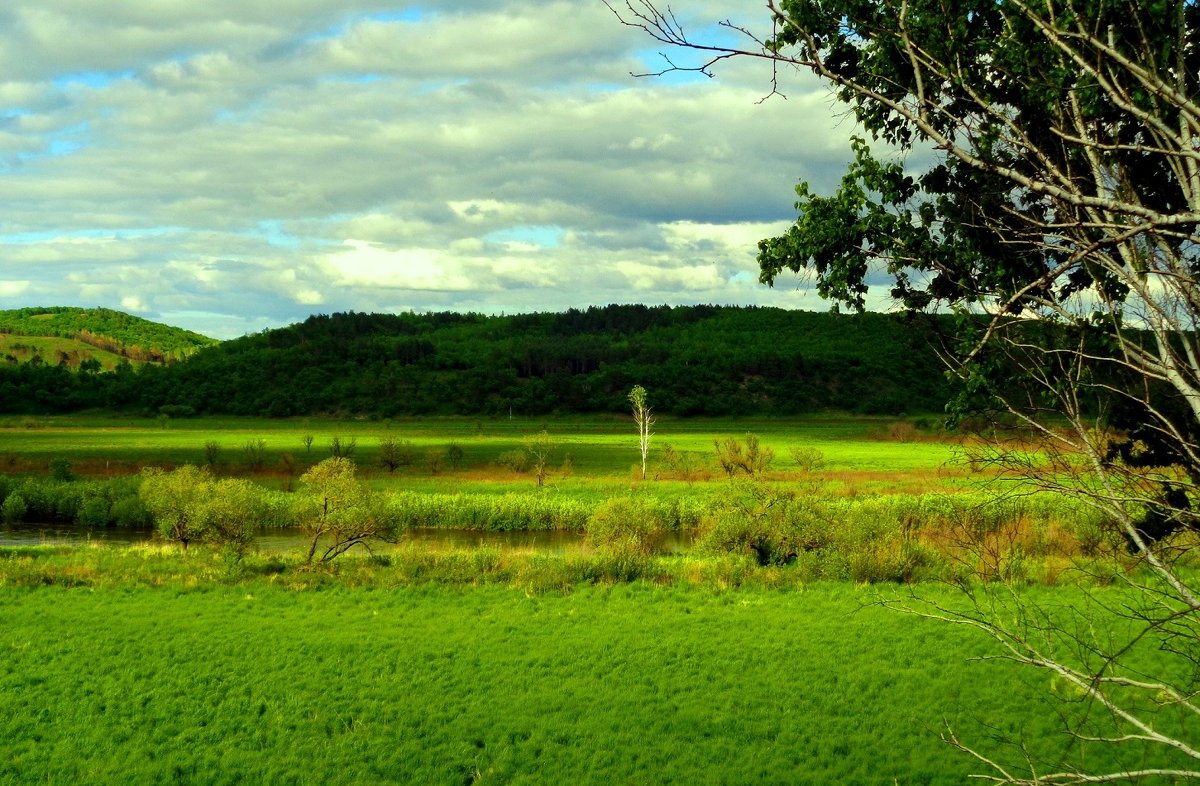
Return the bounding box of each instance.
[0,524,694,554]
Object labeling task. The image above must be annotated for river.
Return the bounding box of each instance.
[0,523,694,554]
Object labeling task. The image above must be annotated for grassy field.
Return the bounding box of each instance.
[0,413,968,498]
[0,568,1160,786]
[0,416,1193,784]
[0,335,131,370]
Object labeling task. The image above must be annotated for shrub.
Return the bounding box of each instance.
[49,459,75,482]
[2,493,27,524]
[76,496,112,528]
[242,439,267,470]
[497,449,530,473]
[586,496,669,556]
[789,446,827,472]
[713,434,775,477]
[329,436,357,459]
[697,483,829,566]
[110,496,151,528]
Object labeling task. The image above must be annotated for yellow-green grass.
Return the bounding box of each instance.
[0,564,1178,786]
[0,414,968,499]
[0,335,131,370]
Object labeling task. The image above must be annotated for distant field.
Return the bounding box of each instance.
[0,414,970,497]
[0,577,1154,786]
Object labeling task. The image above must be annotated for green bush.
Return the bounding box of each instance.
[110,496,151,528]
[2,493,28,524]
[585,496,668,556]
[697,485,832,567]
[497,450,530,473]
[76,496,112,528]
[49,459,75,482]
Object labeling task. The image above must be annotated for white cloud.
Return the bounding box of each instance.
[0,281,31,297]
[0,0,887,338]
[120,295,149,312]
[322,240,477,291]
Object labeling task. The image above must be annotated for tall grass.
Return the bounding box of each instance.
[1,466,1155,586]
[0,576,1180,785]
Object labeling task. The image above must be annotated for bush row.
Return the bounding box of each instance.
[0,470,1163,586]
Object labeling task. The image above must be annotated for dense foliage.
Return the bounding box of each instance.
[0,305,950,416]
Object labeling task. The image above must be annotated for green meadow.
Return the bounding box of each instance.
[2,414,1190,784]
[0,413,962,492]
[0,569,1172,786]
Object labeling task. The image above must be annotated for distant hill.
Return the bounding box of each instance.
[129,305,951,417]
[0,307,217,368]
[0,305,954,416]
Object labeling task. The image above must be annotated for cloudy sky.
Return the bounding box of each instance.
[0,1,880,339]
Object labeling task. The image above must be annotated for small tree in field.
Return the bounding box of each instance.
[714,434,774,477]
[139,465,211,552]
[139,466,263,556]
[523,430,558,488]
[378,436,403,474]
[629,385,654,481]
[201,477,264,559]
[297,457,396,564]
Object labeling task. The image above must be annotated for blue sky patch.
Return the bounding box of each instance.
[53,70,133,90]
[483,226,566,249]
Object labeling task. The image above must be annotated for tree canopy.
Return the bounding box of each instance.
[0,305,951,417]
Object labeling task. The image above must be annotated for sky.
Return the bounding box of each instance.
[0,1,890,339]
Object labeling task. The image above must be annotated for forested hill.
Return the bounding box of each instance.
[126,305,950,417]
[0,305,952,416]
[0,307,217,364]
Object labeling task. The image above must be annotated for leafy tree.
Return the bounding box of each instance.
[297,457,396,564]
[201,477,264,559]
[714,434,775,477]
[139,465,263,555]
[522,430,559,488]
[378,436,414,473]
[610,0,1200,781]
[140,466,212,552]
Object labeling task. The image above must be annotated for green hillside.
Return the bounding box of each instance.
[0,305,953,416]
[0,334,131,371]
[0,307,217,367]
[131,305,951,417]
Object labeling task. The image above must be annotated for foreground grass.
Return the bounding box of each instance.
[0,577,1040,785]
[0,546,1188,785]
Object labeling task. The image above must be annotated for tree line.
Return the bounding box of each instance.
[0,305,952,417]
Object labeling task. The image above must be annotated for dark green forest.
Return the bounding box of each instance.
[0,305,951,416]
